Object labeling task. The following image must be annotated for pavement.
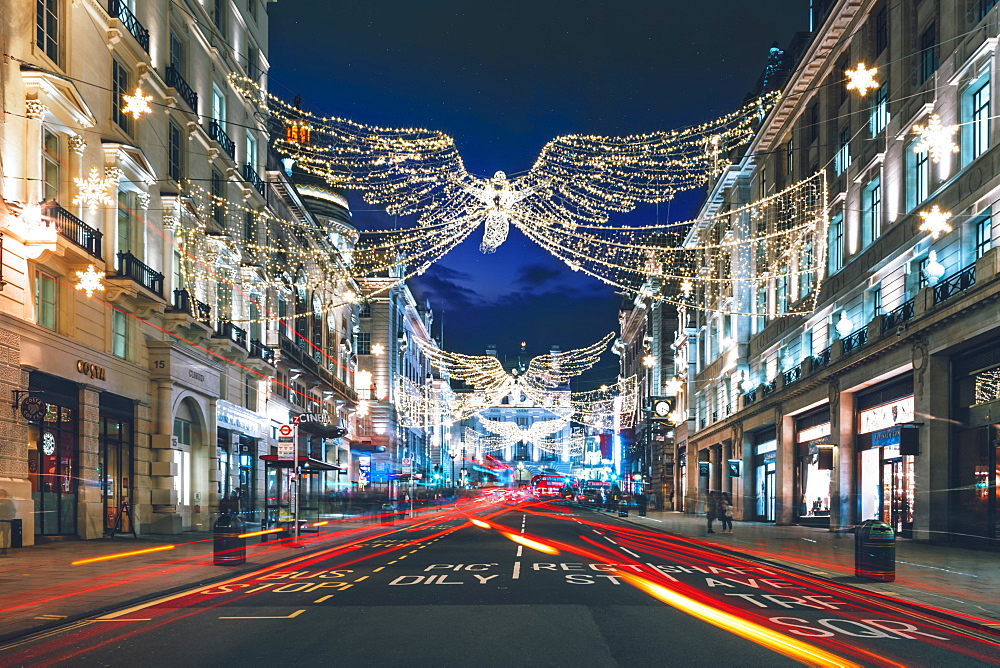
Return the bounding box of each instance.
[0,512,389,643]
[601,507,1000,625]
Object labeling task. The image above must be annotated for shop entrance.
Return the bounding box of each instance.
[756,460,776,521]
[882,456,915,538]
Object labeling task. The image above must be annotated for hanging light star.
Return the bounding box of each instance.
[918,205,953,239]
[664,377,684,395]
[371,342,385,356]
[642,354,656,368]
[122,87,153,119]
[74,265,105,298]
[680,279,694,296]
[912,114,959,163]
[845,63,878,96]
[73,168,117,211]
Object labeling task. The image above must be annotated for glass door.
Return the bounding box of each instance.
[881,457,915,538]
[28,403,77,536]
[100,416,133,533]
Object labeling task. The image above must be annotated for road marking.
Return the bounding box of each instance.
[91,618,152,622]
[0,621,94,652]
[387,560,398,564]
[219,609,306,620]
[34,615,67,620]
[513,561,521,580]
[314,595,334,603]
[373,567,385,572]
[354,576,369,582]
[621,548,641,558]
[604,537,619,545]
[516,545,523,557]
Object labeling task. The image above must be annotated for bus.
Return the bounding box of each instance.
[531,474,567,498]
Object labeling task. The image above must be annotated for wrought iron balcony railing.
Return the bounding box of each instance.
[108,0,149,52]
[881,299,915,334]
[933,263,976,305]
[840,328,868,356]
[209,120,236,159]
[243,163,265,195]
[170,288,190,312]
[41,201,102,259]
[249,339,276,365]
[783,364,802,386]
[115,251,163,296]
[165,66,198,113]
[743,389,757,406]
[761,380,778,397]
[811,346,831,371]
[169,289,211,325]
[215,320,248,349]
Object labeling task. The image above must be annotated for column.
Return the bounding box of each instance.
[830,379,856,531]
[149,381,180,534]
[776,405,795,525]
[78,386,103,540]
[914,342,948,541]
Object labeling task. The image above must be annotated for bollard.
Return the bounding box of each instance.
[854,519,895,581]
[213,515,247,565]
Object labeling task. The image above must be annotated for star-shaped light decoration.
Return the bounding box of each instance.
[371,342,385,356]
[664,377,684,396]
[122,87,153,119]
[73,168,117,211]
[75,265,105,298]
[845,63,879,96]
[912,114,959,164]
[680,279,694,296]
[642,353,656,368]
[918,205,953,239]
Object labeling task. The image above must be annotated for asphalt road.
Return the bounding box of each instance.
[2,497,999,667]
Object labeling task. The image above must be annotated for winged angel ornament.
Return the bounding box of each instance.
[232,77,778,256]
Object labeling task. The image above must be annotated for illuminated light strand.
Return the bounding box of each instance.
[71,545,176,566]
[74,264,105,298]
[238,528,285,538]
[122,87,153,118]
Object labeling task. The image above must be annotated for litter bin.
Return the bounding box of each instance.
[2,519,22,549]
[618,501,629,518]
[855,519,895,581]
[213,515,247,565]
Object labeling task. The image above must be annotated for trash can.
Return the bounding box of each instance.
[854,519,895,581]
[618,501,629,518]
[3,519,23,548]
[213,515,247,566]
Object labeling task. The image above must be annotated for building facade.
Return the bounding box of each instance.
[676,0,1000,547]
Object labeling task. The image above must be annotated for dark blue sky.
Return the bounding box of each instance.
[268,1,807,387]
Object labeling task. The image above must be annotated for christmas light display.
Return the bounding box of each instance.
[74,265,105,298]
[73,168,118,211]
[912,114,959,164]
[569,375,639,429]
[122,87,153,119]
[845,63,878,96]
[480,417,569,449]
[917,205,952,239]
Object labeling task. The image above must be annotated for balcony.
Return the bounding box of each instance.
[840,328,868,357]
[881,299,915,334]
[783,364,802,386]
[114,251,163,296]
[215,320,248,350]
[41,201,102,259]
[933,263,976,305]
[280,333,319,375]
[761,380,778,397]
[743,389,757,406]
[811,346,831,372]
[165,66,198,113]
[108,0,149,52]
[249,339,276,366]
[209,120,236,160]
[169,288,211,323]
[243,164,266,196]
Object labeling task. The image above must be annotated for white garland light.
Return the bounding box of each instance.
[918,205,953,239]
[74,265,105,298]
[912,114,959,164]
[122,87,153,119]
[73,168,117,211]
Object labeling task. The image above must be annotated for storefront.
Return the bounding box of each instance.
[216,400,267,528]
[752,427,777,522]
[262,455,340,527]
[676,445,686,512]
[856,375,915,537]
[795,407,832,527]
[952,341,1000,546]
[26,371,79,537]
[99,393,135,534]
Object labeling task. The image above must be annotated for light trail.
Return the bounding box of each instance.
[71,546,176,566]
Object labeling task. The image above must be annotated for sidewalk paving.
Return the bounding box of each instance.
[603,508,1000,624]
[0,513,388,643]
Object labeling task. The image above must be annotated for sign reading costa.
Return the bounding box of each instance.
[76,360,107,380]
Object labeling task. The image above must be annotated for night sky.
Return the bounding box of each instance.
[268,1,807,388]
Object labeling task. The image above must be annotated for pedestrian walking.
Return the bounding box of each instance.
[0,489,15,556]
[719,492,734,533]
[635,491,648,517]
[706,490,718,533]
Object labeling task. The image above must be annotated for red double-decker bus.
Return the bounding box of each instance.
[531,474,566,497]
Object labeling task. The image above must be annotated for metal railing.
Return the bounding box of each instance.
[215,321,248,349]
[170,289,211,326]
[881,298,915,333]
[249,339,276,365]
[170,288,190,312]
[165,66,198,113]
[42,202,102,259]
[115,251,163,296]
[840,328,868,356]
[933,263,976,305]
[243,164,265,195]
[209,120,236,159]
[108,0,149,52]
[811,346,831,371]
[761,380,778,397]
[743,389,757,406]
[783,364,802,386]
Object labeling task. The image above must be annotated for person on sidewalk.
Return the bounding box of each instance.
[719,493,734,533]
[635,491,648,517]
[0,489,15,556]
[706,490,718,533]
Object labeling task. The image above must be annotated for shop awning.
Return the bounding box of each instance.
[260,455,342,471]
[296,421,348,438]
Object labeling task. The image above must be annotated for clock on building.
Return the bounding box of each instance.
[653,399,673,418]
[42,431,56,456]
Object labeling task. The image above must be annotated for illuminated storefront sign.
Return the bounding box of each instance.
[796,422,831,443]
[859,396,914,434]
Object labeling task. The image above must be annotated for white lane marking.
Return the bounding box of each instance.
[621,548,641,558]
[512,561,521,580]
[603,537,619,545]
[91,619,152,622]
[516,545,523,557]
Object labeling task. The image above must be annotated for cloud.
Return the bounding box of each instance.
[408,264,482,311]
[513,263,562,289]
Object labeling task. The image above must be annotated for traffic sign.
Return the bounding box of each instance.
[277,443,295,460]
[401,457,411,466]
[277,424,295,440]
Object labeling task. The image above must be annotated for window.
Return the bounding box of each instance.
[42,128,60,201]
[248,0,258,20]
[978,0,998,22]
[917,255,931,289]
[112,310,127,358]
[211,85,226,130]
[800,235,814,298]
[36,0,59,62]
[906,142,929,211]
[786,138,794,177]
[35,270,57,330]
[244,374,258,410]
[278,292,290,338]
[168,121,183,182]
[112,59,131,134]
[809,103,820,142]
[919,24,938,84]
[964,77,991,163]
[777,270,789,314]
[356,332,371,356]
[976,215,993,259]
[245,131,257,171]
[867,285,882,321]
[755,284,768,332]
[828,212,843,273]
[211,169,224,224]
[869,83,889,136]
[116,190,132,256]
[760,166,767,198]
[169,32,184,73]
[862,177,881,248]
[212,0,225,31]
[874,5,888,55]
[244,211,255,244]
[173,250,183,291]
[834,127,851,175]
[359,302,372,318]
